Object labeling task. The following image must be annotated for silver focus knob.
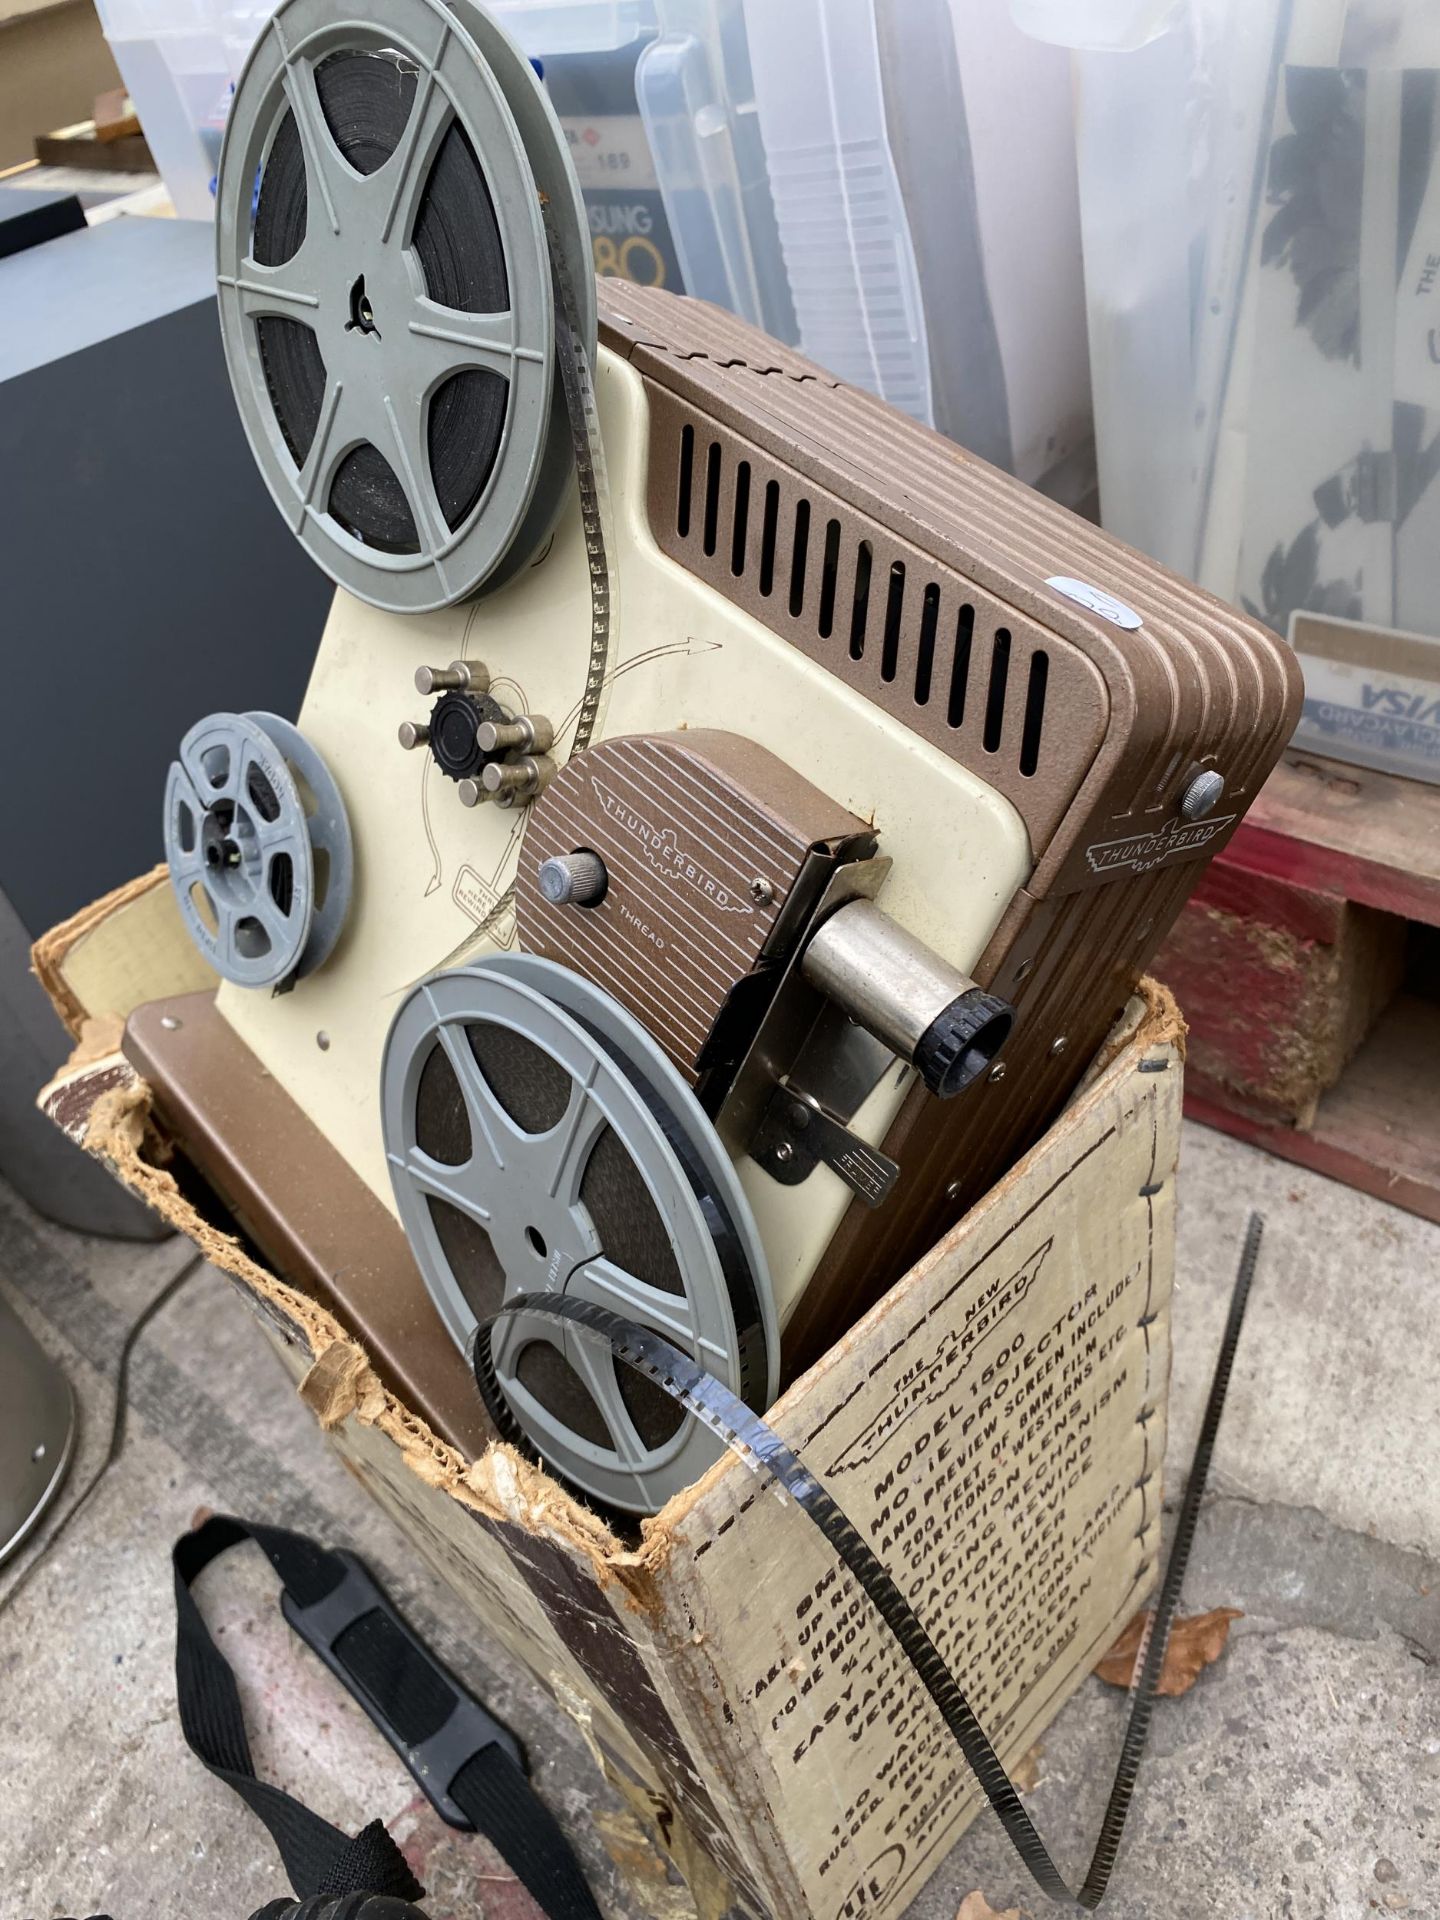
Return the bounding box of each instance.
[1180,769,1226,821]
[538,851,608,907]
[397,720,430,750]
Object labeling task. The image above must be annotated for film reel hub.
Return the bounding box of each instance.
[382,958,778,1513]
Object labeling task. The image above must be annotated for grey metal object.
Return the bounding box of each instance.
[741,998,900,1194]
[164,711,352,990]
[537,851,608,908]
[802,899,980,1061]
[475,714,554,755]
[381,958,777,1512]
[415,662,487,696]
[243,711,354,981]
[481,754,555,803]
[1181,769,1227,821]
[398,721,431,750]
[717,854,893,1156]
[785,1000,899,1122]
[749,1086,900,1206]
[0,1288,76,1567]
[216,0,594,614]
[0,885,167,1238]
[801,899,1013,1100]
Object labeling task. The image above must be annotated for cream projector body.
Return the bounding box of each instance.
[152,0,1300,1513]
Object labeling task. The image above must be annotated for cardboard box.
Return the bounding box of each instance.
[35,869,1183,1920]
[1291,611,1440,790]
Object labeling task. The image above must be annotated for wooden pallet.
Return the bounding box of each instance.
[1157,751,1440,1221]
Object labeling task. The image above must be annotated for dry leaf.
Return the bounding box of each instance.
[1009,1742,1043,1793]
[1096,1606,1243,1697]
[956,1894,1021,1920]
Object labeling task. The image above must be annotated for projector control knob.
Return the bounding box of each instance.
[913,990,1017,1100]
[537,851,608,907]
[426,688,508,782]
[1180,768,1226,820]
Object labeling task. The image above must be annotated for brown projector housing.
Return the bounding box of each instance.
[591,283,1300,1371]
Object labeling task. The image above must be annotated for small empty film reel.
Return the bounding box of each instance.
[164,710,353,990]
[215,0,594,613]
[382,957,778,1514]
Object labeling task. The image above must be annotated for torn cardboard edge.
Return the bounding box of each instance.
[34,872,1183,1598]
[33,876,1185,1920]
[32,865,173,1039]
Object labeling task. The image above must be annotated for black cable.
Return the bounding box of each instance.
[0,1251,204,1622]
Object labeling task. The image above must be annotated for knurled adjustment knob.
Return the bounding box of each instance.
[537,850,608,907]
[426,688,507,782]
[914,989,1015,1099]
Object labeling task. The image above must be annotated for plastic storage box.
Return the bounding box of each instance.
[147,0,1089,490]
[487,2,797,351]
[1021,0,1440,652]
[497,0,1093,483]
[93,0,231,218]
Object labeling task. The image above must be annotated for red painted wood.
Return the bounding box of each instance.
[1158,856,1400,1124]
[1187,852,1346,947]
[1236,751,1440,929]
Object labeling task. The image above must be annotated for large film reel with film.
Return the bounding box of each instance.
[215,0,595,613]
[381,957,780,1514]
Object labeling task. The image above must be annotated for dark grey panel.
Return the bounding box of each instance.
[0,215,217,380]
[0,281,333,934]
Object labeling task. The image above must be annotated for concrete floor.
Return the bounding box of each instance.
[1,1122,1437,1920]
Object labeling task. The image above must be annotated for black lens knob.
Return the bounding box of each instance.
[914,989,1015,1099]
[427,689,507,782]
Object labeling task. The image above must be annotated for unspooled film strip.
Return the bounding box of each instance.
[471,1213,1266,1910]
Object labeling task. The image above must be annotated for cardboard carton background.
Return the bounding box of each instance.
[35,870,1182,1920]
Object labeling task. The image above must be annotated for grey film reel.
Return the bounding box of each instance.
[447,0,596,598]
[381,960,778,1514]
[216,0,595,613]
[164,711,354,990]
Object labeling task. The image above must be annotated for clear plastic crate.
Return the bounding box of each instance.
[98,0,1093,496]
[741,0,930,421]
[499,0,1092,484]
[1018,0,1440,660]
[93,0,231,217]
[488,0,796,339]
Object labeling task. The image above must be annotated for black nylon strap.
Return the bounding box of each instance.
[173,1516,602,1919]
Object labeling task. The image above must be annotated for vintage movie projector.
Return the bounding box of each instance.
[146,0,1299,1514]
